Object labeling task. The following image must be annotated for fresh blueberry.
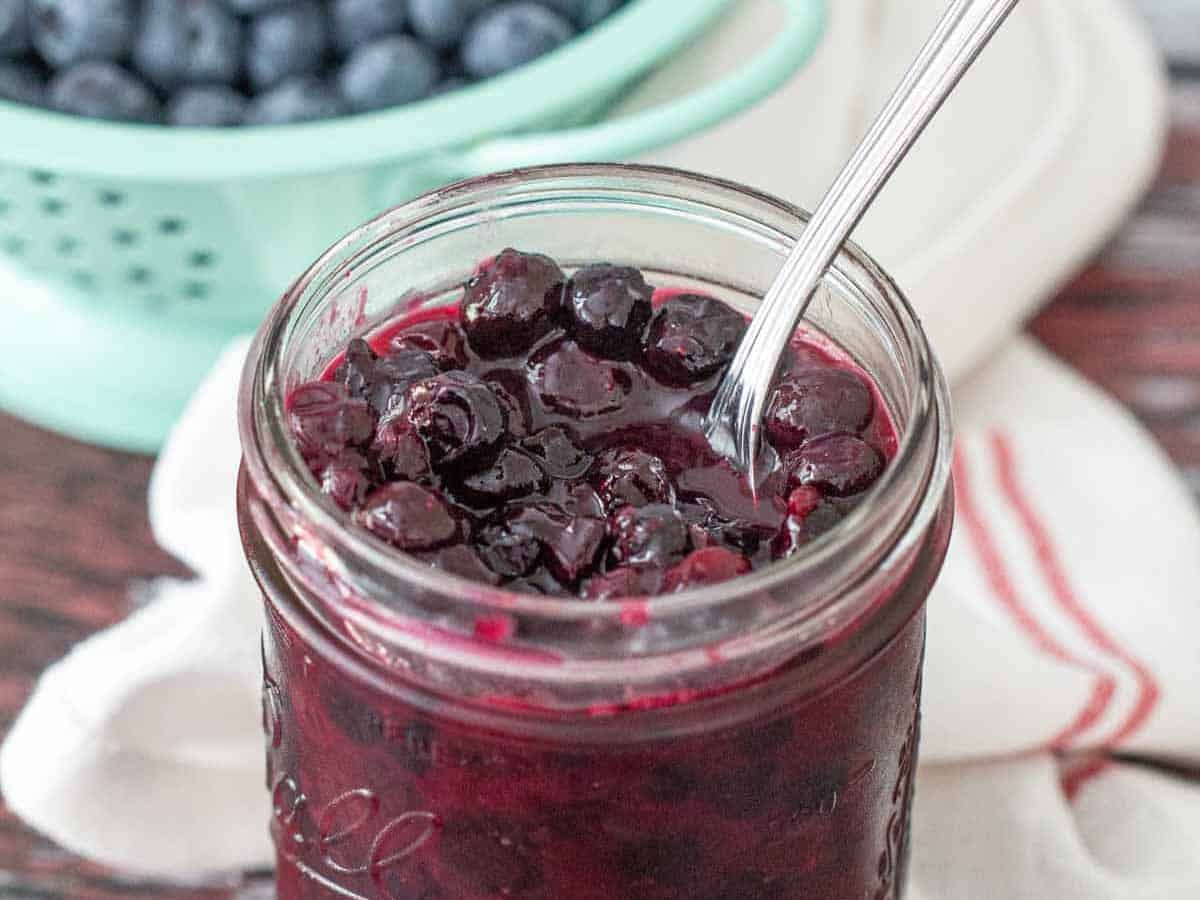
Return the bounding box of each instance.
[542,0,623,28]
[167,84,248,126]
[226,0,296,12]
[331,0,407,53]
[591,446,673,511]
[644,293,747,386]
[766,367,874,451]
[356,482,460,551]
[246,2,329,91]
[460,1,575,79]
[337,34,440,113]
[460,248,565,357]
[387,318,469,370]
[530,339,631,418]
[401,370,507,471]
[133,0,242,90]
[565,263,654,360]
[244,75,346,124]
[431,74,467,95]
[785,433,884,497]
[0,59,44,105]
[0,0,29,57]
[406,0,488,51]
[609,503,691,568]
[48,61,162,122]
[31,0,135,67]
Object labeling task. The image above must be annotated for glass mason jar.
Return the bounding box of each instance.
[237,165,954,900]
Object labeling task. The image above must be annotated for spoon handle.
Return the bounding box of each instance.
[706,0,1021,482]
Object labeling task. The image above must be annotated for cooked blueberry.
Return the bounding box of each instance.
[0,0,29,56]
[401,371,507,470]
[786,433,884,497]
[0,60,44,105]
[439,819,543,896]
[244,75,345,124]
[246,2,328,91]
[454,446,549,506]
[772,494,847,558]
[317,449,373,510]
[461,1,574,79]
[31,0,134,67]
[406,0,488,50]
[530,339,631,418]
[133,0,242,90]
[331,0,407,53]
[461,248,565,357]
[288,381,374,462]
[357,482,459,550]
[167,85,247,126]
[388,318,469,370]
[507,502,606,583]
[618,836,702,894]
[337,340,440,417]
[664,547,750,591]
[48,62,162,122]
[542,0,623,28]
[370,418,433,482]
[766,367,874,451]
[565,263,653,360]
[337,34,440,113]
[521,426,591,479]
[609,504,690,568]
[476,522,540,579]
[483,369,533,438]
[592,447,673,510]
[419,544,500,585]
[644,293,746,385]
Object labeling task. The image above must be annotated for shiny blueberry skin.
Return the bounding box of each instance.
[461,248,565,357]
[786,433,885,497]
[167,85,248,126]
[766,367,874,451]
[244,74,345,124]
[330,0,407,53]
[48,61,162,122]
[337,34,439,112]
[401,370,508,471]
[460,1,575,79]
[30,0,135,67]
[245,2,329,91]
[356,481,460,550]
[565,263,654,360]
[644,293,748,386]
[133,0,242,90]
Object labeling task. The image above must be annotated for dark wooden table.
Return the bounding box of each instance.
[3,9,1199,900]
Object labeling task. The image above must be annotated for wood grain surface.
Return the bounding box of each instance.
[2,10,1199,899]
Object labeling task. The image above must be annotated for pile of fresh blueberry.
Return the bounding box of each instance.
[287,249,894,599]
[0,0,624,125]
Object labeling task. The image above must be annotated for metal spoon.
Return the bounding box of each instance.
[705,0,1021,486]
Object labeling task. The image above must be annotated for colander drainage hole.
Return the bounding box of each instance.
[158,218,185,236]
[182,281,209,300]
[0,200,9,217]
[30,171,57,186]
[41,198,66,216]
[2,236,25,255]
[188,250,215,268]
[128,266,152,285]
[56,236,79,255]
[112,229,138,246]
[98,190,125,207]
[72,270,94,289]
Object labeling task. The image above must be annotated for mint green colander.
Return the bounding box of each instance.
[0,0,825,452]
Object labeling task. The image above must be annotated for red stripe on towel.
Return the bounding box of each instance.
[1062,756,1113,801]
[952,444,1115,748]
[991,431,1161,746]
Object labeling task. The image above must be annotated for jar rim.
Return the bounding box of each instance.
[239,164,952,643]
